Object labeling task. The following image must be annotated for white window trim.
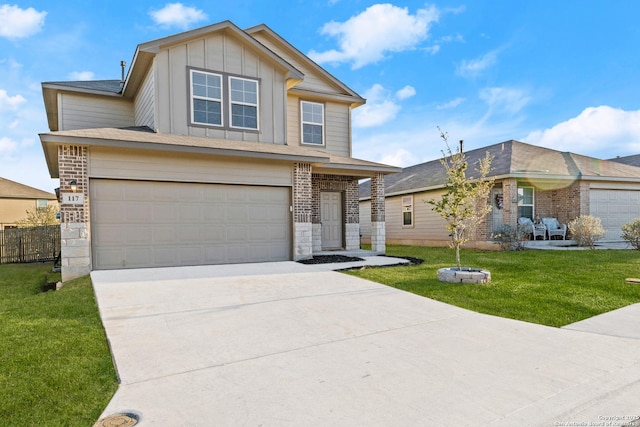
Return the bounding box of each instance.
[228,76,260,131]
[300,100,325,146]
[402,195,414,227]
[517,186,535,218]
[190,69,223,127]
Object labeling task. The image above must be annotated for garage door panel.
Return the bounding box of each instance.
[91,179,291,269]
[591,189,640,240]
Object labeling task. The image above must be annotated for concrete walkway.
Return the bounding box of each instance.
[91,258,640,426]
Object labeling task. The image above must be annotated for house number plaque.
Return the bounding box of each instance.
[61,193,84,205]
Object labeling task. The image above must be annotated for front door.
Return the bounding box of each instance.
[492,188,504,232]
[321,191,343,249]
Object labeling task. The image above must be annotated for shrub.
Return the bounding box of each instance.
[492,224,526,251]
[621,218,640,250]
[568,215,605,249]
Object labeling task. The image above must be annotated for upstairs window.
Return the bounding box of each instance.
[301,101,324,145]
[517,186,534,219]
[190,70,222,126]
[229,77,258,130]
[36,199,48,210]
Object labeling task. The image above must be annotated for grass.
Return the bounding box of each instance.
[0,263,118,427]
[348,245,640,327]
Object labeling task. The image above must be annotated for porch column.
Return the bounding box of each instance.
[293,162,313,259]
[58,145,90,282]
[502,178,519,226]
[370,172,386,253]
[345,179,360,250]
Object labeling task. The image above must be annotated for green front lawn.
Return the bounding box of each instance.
[348,245,640,327]
[0,263,118,426]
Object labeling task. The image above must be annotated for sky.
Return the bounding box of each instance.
[2,1,640,193]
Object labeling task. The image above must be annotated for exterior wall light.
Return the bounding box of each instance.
[69,179,77,192]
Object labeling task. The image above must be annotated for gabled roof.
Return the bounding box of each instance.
[245,24,365,106]
[359,140,640,199]
[0,177,56,200]
[610,154,640,168]
[123,20,305,98]
[40,127,399,178]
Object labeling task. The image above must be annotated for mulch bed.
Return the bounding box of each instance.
[296,254,424,266]
[297,255,365,264]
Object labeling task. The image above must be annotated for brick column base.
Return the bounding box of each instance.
[294,222,313,260]
[371,221,386,253]
[345,223,360,250]
[61,222,91,281]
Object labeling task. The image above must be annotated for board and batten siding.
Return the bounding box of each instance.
[58,93,133,131]
[88,147,293,187]
[154,32,287,144]
[134,63,155,129]
[287,95,351,157]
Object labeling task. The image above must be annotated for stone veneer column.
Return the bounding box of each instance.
[58,145,90,282]
[370,173,386,253]
[293,163,313,259]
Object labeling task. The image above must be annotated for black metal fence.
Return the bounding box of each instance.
[0,225,60,264]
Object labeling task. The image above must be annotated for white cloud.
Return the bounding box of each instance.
[0,5,46,39]
[379,148,416,167]
[437,97,465,110]
[149,3,208,29]
[68,71,95,80]
[0,136,17,152]
[0,89,26,110]
[309,3,439,69]
[396,85,416,100]
[524,106,640,157]
[479,87,530,115]
[353,84,400,128]
[457,49,499,78]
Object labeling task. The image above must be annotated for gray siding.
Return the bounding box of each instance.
[154,32,288,144]
[88,147,293,187]
[287,95,351,157]
[59,93,133,130]
[134,63,155,129]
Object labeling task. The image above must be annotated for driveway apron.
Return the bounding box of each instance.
[91,262,640,426]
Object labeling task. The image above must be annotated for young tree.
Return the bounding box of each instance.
[428,128,494,270]
[16,205,59,228]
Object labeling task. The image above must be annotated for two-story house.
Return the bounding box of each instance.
[40,21,399,281]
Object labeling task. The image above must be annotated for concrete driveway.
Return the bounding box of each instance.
[91,261,640,426]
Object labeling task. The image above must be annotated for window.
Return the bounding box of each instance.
[190,70,223,126]
[301,101,324,145]
[402,196,414,227]
[189,69,260,130]
[36,199,48,210]
[517,187,534,219]
[229,77,258,130]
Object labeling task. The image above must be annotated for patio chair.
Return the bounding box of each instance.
[518,217,546,240]
[541,217,567,240]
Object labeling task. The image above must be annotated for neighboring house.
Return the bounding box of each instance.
[610,154,640,168]
[0,177,58,230]
[360,140,640,248]
[40,21,399,281]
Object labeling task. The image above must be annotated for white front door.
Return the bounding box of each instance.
[321,191,342,249]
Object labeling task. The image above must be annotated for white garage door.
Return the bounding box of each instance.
[91,179,291,269]
[590,189,640,241]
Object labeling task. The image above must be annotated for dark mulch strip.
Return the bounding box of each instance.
[297,255,365,264]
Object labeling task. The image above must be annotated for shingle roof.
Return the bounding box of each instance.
[0,177,56,199]
[360,140,640,199]
[610,154,640,168]
[42,80,123,94]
